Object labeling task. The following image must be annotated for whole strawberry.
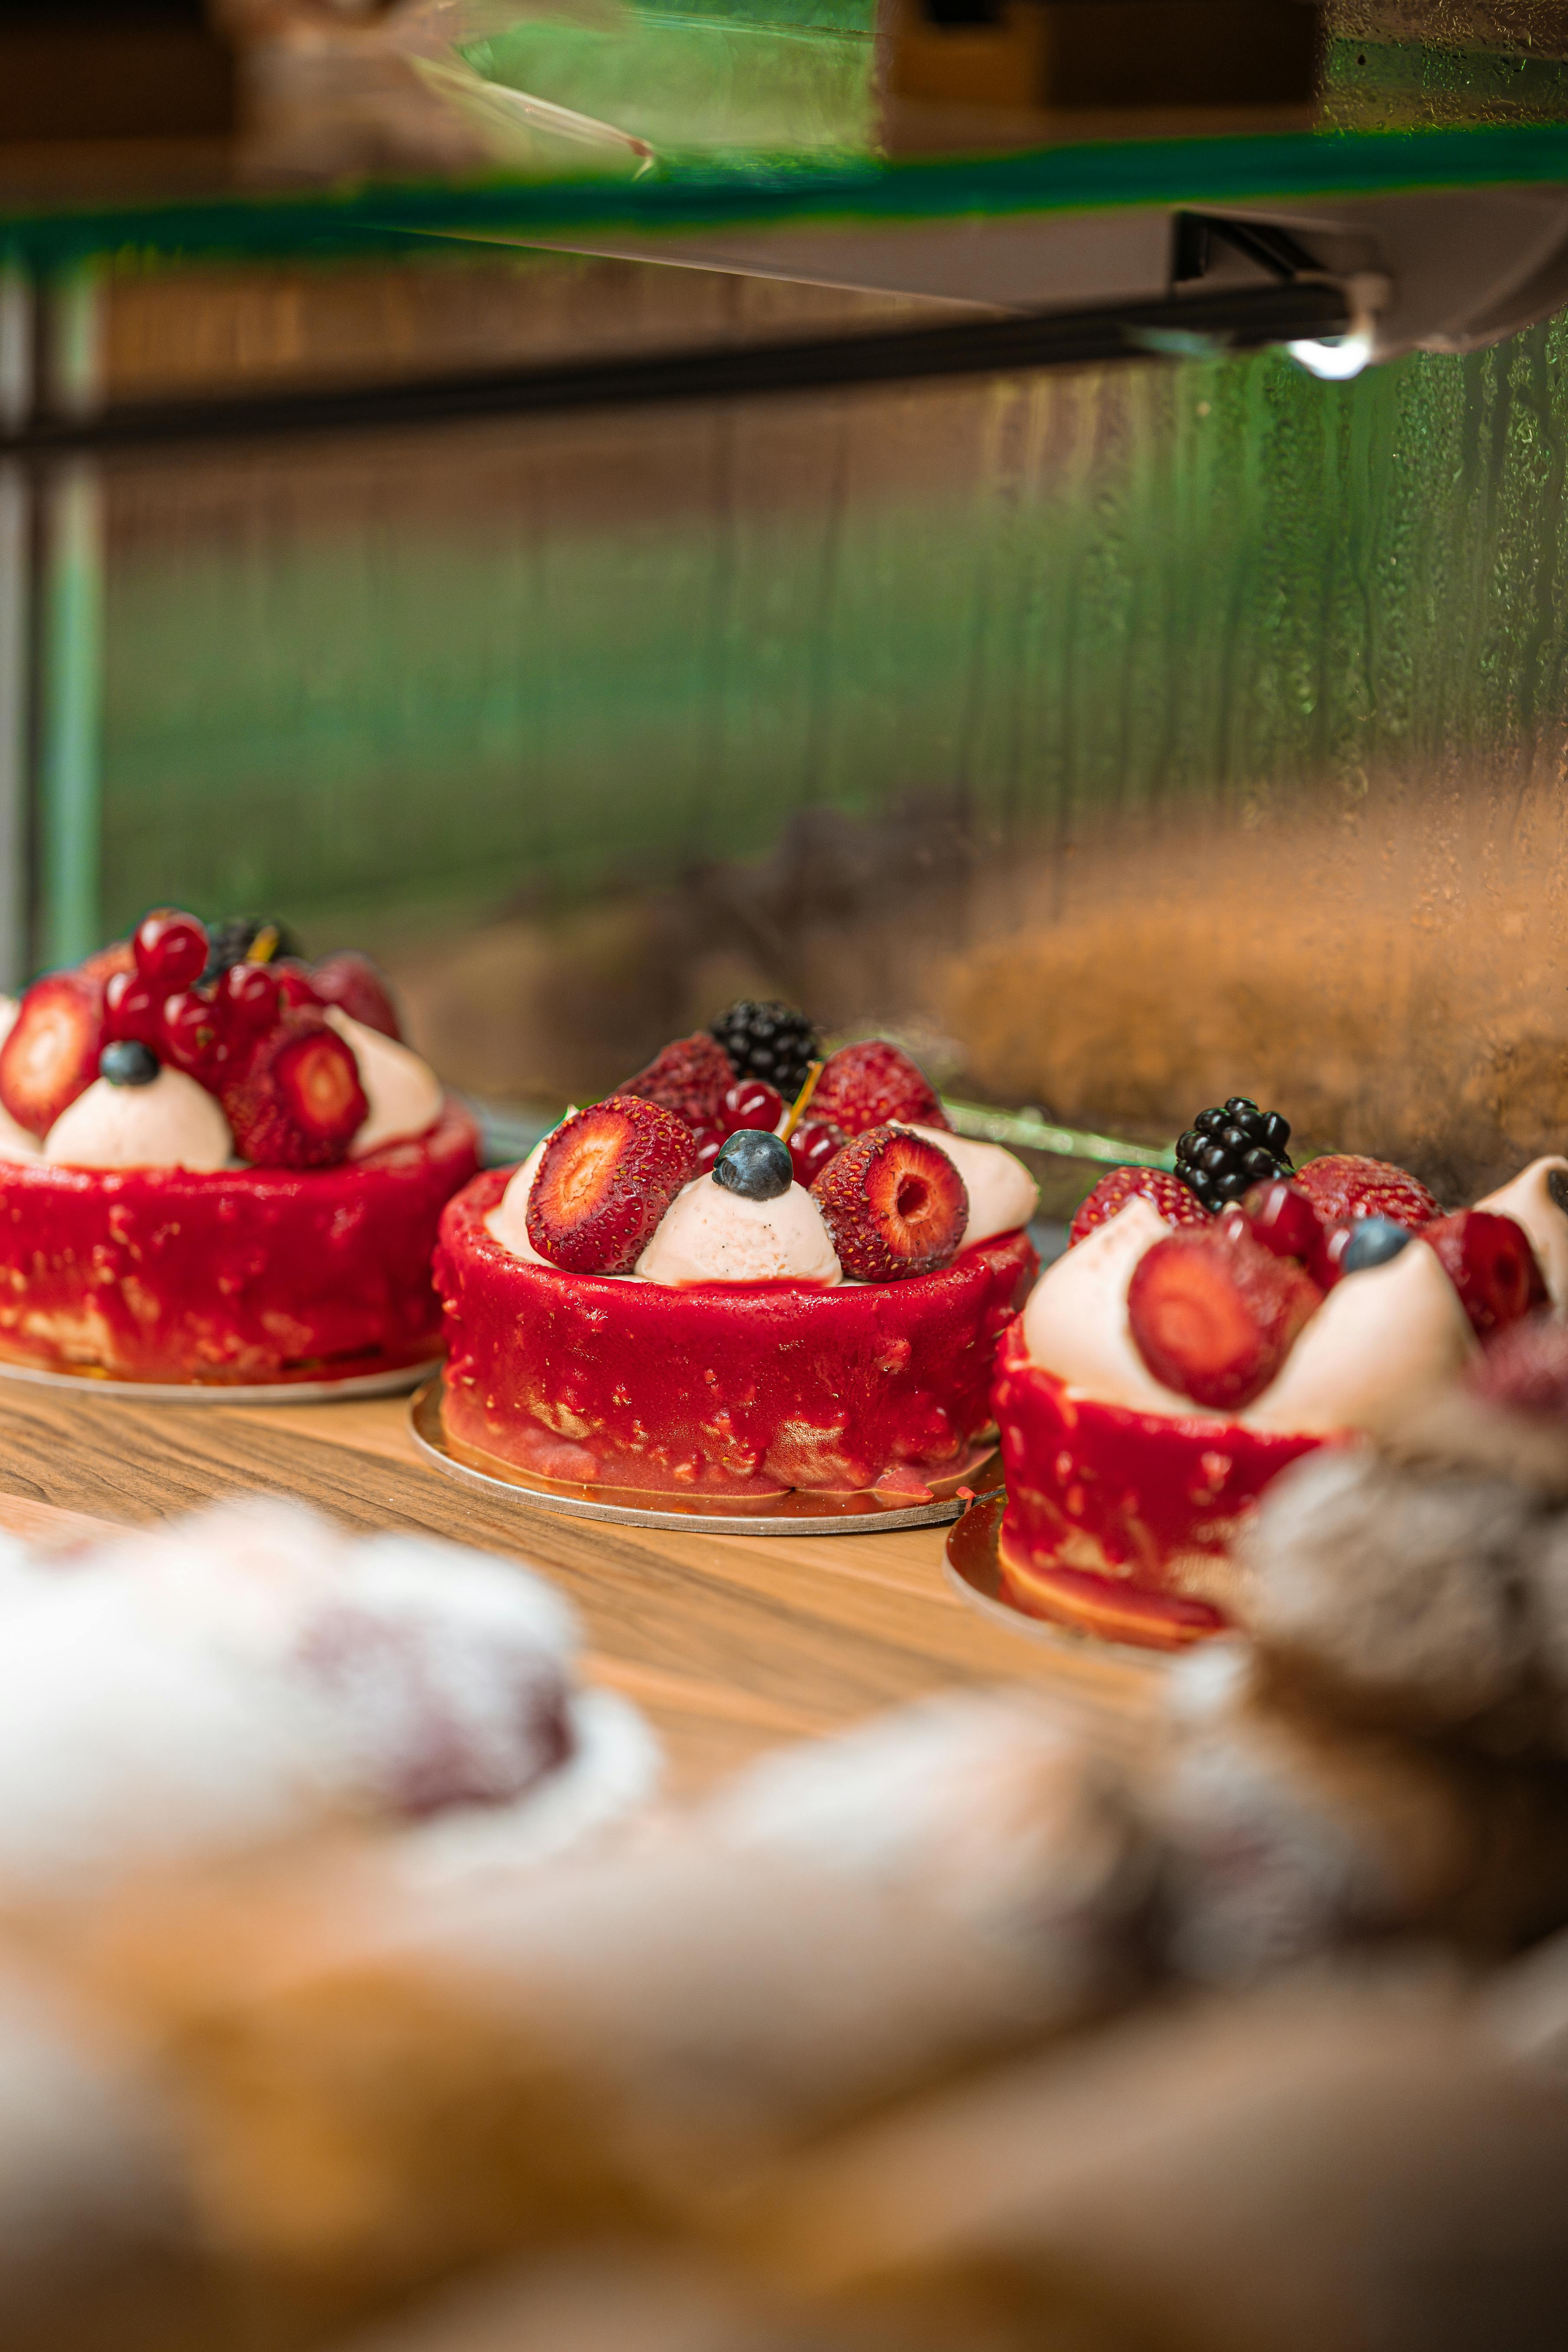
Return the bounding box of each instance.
[811,1125,967,1281]
[618,1033,734,1130]
[1295,1154,1439,1230]
[1128,1224,1322,1411]
[810,1040,947,1137]
[1070,1166,1211,1248]
[527,1096,696,1275]
[310,951,402,1042]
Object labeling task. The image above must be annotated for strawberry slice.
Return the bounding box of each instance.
[222,1011,368,1168]
[810,1040,947,1137]
[1128,1224,1322,1411]
[811,1125,968,1281]
[1070,1166,1210,1247]
[1420,1209,1546,1337]
[0,973,105,1138]
[310,951,402,1041]
[526,1095,697,1274]
[1295,1154,1439,1230]
[617,1033,733,1129]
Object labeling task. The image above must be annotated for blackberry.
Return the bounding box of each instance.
[201,914,300,986]
[1174,1096,1292,1208]
[709,1000,820,1099]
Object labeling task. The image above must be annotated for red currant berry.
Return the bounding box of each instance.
[787,1120,843,1186]
[1240,1179,1322,1263]
[133,910,208,991]
[221,960,279,1033]
[103,970,161,1048]
[273,958,322,1010]
[690,1124,726,1174]
[720,1079,783,1137]
[1311,1220,1355,1292]
[160,989,226,1079]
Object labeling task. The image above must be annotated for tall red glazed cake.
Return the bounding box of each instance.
[0,911,478,1386]
[436,1010,1039,1506]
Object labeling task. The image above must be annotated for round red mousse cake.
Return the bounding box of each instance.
[0,1104,479,1385]
[435,1168,1036,1503]
[991,1321,1325,1650]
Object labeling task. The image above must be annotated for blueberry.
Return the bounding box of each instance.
[100,1040,159,1088]
[1341,1217,1412,1274]
[713,1128,792,1201]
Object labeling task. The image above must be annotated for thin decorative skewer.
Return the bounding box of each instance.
[781,1060,824,1142]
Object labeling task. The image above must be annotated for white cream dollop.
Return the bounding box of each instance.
[1020,1198,1198,1414]
[638,1175,842,1287]
[486,1134,555,1267]
[902,1125,1037,1248]
[1241,1234,1476,1437]
[44,1068,231,1172]
[325,1009,444,1157]
[1476,1155,1568,1313]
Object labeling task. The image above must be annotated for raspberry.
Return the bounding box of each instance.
[222,1011,368,1168]
[1128,1224,1321,1411]
[1420,1209,1546,1338]
[810,1125,967,1282]
[1295,1155,1439,1230]
[1069,1166,1210,1248]
[309,951,401,1042]
[0,973,105,1138]
[810,1040,947,1137]
[618,1033,733,1129]
[526,1096,696,1275]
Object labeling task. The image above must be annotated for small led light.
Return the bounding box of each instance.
[1286,326,1376,381]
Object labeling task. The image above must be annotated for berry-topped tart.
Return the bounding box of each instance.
[432,1004,1039,1516]
[0,910,478,1389]
[990,1095,1568,1650]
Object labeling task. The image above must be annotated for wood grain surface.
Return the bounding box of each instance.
[0,1375,1162,1793]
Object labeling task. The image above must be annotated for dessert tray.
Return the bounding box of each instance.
[411,1376,999,1535]
[0,1355,441,1405]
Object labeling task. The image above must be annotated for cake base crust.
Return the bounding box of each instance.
[435,1170,1036,1500]
[0,1103,480,1385]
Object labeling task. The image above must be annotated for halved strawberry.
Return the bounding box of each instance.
[222,1011,368,1168]
[310,951,402,1041]
[810,1040,947,1137]
[1128,1225,1322,1411]
[0,973,105,1138]
[811,1125,968,1281]
[617,1033,733,1129]
[1420,1209,1546,1337]
[1295,1154,1439,1230]
[526,1095,696,1274]
[1069,1165,1210,1247]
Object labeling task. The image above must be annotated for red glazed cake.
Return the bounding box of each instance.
[435,1010,1040,1507]
[0,911,479,1386]
[994,1101,1568,1651]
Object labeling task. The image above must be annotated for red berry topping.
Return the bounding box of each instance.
[1236,1178,1323,1263]
[0,973,105,1137]
[810,1125,968,1282]
[526,1096,696,1275]
[786,1117,846,1188]
[103,969,162,1049]
[309,950,401,1042]
[79,941,135,984]
[1467,1314,1568,1417]
[222,1011,368,1169]
[220,960,280,1035]
[1295,1155,1439,1230]
[720,1079,783,1137]
[617,1033,733,1129]
[272,958,322,1010]
[1420,1209,1546,1338]
[1127,1224,1322,1411]
[810,1040,947,1138]
[1069,1165,1210,1248]
[690,1123,726,1174]
[133,910,208,991]
[159,988,231,1085]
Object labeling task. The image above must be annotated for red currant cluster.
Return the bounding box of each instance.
[686,1079,844,1187]
[103,911,318,1092]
